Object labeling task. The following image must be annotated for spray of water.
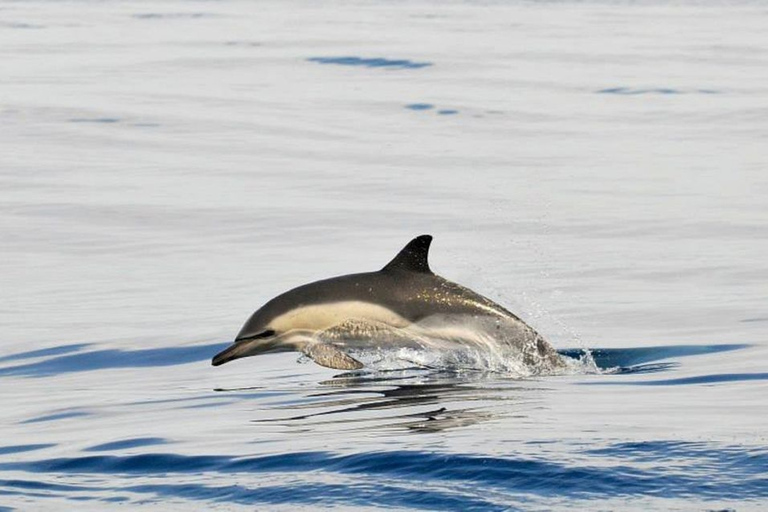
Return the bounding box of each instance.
[313,319,602,378]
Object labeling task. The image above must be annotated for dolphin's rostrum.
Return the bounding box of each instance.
[212,235,564,372]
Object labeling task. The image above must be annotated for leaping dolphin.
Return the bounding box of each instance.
[212,235,564,372]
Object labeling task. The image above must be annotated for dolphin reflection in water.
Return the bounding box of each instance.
[216,370,545,434]
[212,235,566,375]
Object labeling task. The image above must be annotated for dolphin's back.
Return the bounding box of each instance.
[258,269,519,326]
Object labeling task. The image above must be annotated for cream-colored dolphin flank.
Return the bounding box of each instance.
[212,235,564,372]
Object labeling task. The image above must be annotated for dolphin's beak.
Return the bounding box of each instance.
[211,337,277,366]
[212,343,246,366]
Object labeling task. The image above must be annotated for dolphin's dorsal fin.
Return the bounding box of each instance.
[382,235,433,273]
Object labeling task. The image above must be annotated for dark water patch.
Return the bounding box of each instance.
[597,87,720,95]
[438,109,459,115]
[4,447,766,499]
[21,411,91,424]
[0,342,227,378]
[559,344,749,370]
[125,481,505,510]
[0,343,91,364]
[585,372,768,386]
[308,56,432,69]
[68,118,120,124]
[405,103,435,111]
[0,444,55,456]
[84,438,169,452]
[132,13,212,20]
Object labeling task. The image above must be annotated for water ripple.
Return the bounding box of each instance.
[84,438,170,452]
[125,481,505,510]
[584,372,768,386]
[307,56,432,69]
[2,446,766,500]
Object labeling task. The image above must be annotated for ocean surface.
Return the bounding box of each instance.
[1,0,767,510]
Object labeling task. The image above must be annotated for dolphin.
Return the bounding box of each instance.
[212,235,564,372]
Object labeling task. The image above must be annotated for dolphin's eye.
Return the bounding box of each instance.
[237,329,275,342]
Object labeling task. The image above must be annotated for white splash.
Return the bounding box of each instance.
[315,317,599,378]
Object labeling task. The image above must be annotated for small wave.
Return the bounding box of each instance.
[3,446,766,500]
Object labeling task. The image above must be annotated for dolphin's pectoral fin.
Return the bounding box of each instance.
[317,319,425,350]
[304,344,364,370]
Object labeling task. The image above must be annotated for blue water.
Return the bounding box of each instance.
[1,341,766,510]
[2,0,767,510]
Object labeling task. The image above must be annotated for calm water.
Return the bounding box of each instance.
[1,0,767,510]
